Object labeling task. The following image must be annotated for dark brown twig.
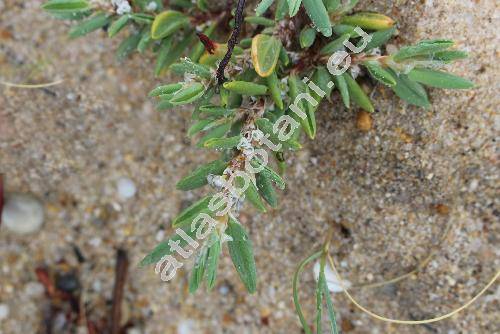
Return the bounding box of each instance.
[216,0,246,85]
[110,249,129,334]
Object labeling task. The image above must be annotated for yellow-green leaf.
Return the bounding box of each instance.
[251,34,282,77]
[151,10,189,40]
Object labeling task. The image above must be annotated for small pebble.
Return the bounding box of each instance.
[356,111,373,132]
[313,261,351,293]
[0,303,9,321]
[2,193,44,234]
[117,177,137,200]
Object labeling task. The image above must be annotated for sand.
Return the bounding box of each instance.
[0,0,498,333]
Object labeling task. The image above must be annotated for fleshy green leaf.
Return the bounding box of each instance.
[140,225,197,266]
[300,27,316,49]
[364,61,396,87]
[332,74,349,108]
[266,72,284,110]
[170,59,212,79]
[393,39,454,61]
[407,68,474,89]
[189,247,208,293]
[149,83,183,97]
[432,50,468,62]
[108,15,130,37]
[340,12,395,30]
[151,10,189,39]
[223,81,268,95]
[251,159,286,189]
[196,123,231,147]
[245,16,275,27]
[204,135,242,149]
[387,68,430,108]
[302,0,332,37]
[69,12,110,38]
[169,82,205,105]
[226,217,257,293]
[287,0,302,17]
[176,159,227,190]
[116,32,141,60]
[361,26,396,51]
[204,232,221,291]
[172,195,213,227]
[251,34,282,77]
[256,172,277,208]
[42,0,90,14]
[255,0,275,16]
[344,73,374,112]
[319,34,349,55]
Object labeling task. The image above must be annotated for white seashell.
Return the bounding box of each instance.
[313,260,352,293]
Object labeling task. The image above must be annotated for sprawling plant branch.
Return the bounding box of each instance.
[216,0,246,84]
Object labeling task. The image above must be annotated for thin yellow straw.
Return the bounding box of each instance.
[327,253,499,325]
[0,79,64,89]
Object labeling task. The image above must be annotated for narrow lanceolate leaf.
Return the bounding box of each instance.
[387,68,430,108]
[361,26,396,51]
[302,0,332,37]
[226,217,257,294]
[292,251,322,334]
[255,0,275,16]
[172,195,213,227]
[155,32,195,76]
[140,225,197,266]
[108,14,130,38]
[288,74,315,139]
[149,83,182,97]
[42,0,90,14]
[315,260,326,334]
[251,159,286,189]
[332,74,349,108]
[204,135,242,150]
[322,271,340,334]
[151,10,189,39]
[130,13,154,24]
[176,159,227,190]
[344,73,374,112]
[319,34,349,55]
[287,0,302,16]
[255,118,302,150]
[311,66,334,103]
[432,50,468,62]
[251,34,282,77]
[325,0,340,12]
[170,59,212,79]
[340,12,395,30]
[266,72,284,110]
[256,172,278,208]
[407,68,474,89]
[364,61,396,86]
[204,232,221,291]
[223,81,268,95]
[245,16,275,27]
[116,32,141,60]
[245,180,268,213]
[137,29,152,53]
[275,0,289,20]
[300,27,316,49]
[196,123,231,147]
[393,39,454,61]
[69,12,110,38]
[170,82,205,105]
[189,248,208,293]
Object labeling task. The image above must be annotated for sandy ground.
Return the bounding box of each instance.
[0,0,499,333]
